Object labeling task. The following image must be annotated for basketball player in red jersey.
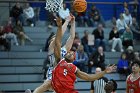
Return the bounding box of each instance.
[33,15,75,93]
[126,61,140,93]
[51,17,116,93]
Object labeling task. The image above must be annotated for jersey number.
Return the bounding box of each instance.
[63,69,68,76]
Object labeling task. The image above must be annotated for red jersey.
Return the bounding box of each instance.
[51,59,78,93]
[126,74,140,93]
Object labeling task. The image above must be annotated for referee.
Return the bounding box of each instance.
[90,67,108,93]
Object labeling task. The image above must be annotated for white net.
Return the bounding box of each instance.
[45,0,63,12]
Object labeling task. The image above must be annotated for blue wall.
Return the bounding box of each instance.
[86,0,131,20]
[30,0,139,21]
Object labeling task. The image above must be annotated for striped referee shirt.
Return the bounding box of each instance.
[91,77,108,93]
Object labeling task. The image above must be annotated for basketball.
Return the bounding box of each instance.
[73,0,87,12]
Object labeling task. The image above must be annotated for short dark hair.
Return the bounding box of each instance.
[104,79,117,93]
[110,79,117,92]
[131,60,140,67]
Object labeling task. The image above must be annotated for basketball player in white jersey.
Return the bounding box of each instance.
[33,15,75,93]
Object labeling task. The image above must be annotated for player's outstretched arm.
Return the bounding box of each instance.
[76,65,115,81]
[62,16,71,36]
[65,14,75,51]
[76,69,106,81]
[54,17,63,63]
[48,16,71,54]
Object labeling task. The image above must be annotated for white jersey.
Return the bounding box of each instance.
[47,46,67,80]
[61,46,67,58]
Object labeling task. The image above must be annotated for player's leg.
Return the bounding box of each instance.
[33,80,53,93]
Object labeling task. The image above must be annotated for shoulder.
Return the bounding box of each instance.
[94,29,98,32]
[29,7,33,9]
[126,74,131,81]
[109,30,113,34]
[67,62,75,67]
[101,77,108,82]
[67,63,77,73]
[122,13,125,17]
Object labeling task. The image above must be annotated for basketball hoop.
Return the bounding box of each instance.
[45,0,63,12]
[45,0,70,19]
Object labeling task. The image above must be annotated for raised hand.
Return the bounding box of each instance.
[65,15,72,22]
[105,64,116,73]
[70,14,75,24]
[55,17,62,27]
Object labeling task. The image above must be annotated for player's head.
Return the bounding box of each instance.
[64,51,76,63]
[104,79,117,93]
[131,60,140,73]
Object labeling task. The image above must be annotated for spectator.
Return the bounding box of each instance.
[109,26,123,52]
[122,27,133,49]
[116,13,128,35]
[89,46,106,71]
[72,32,81,49]
[129,0,139,18]
[46,10,56,28]
[117,52,130,79]
[89,4,105,27]
[13,20,33,45]
[23,3,35,27]
[123,2,129,12]
[130,17,140,40]
[120,2,129,15]
[0,26,11,51]
[125,46,135,66]
[76,11,91,27]
[4,20,19,46]
[123,9,132,26]
[92,24,106,50]
[81,30,95,56]
[105,17,116,28]
[90,67,108,93]
[104,79,118,93]
[10,2,24,25]
[73,45,88,72]
[134,51,140,62]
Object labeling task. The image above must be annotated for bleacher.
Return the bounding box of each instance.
[0,0,140,92]
[0,27,131,93]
